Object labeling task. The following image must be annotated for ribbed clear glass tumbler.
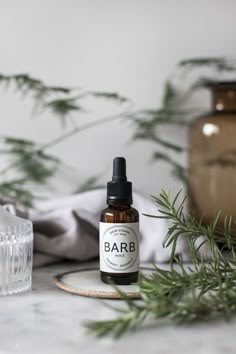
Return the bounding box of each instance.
[0,206,33,295]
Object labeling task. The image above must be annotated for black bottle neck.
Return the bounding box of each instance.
[108,204,131,210]
[107,157,132,205]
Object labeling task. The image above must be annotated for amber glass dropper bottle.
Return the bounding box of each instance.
[100,157,139,285]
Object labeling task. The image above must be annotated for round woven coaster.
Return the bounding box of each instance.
[54,267,154,299]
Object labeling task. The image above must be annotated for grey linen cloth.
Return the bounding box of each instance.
[3,189,210,267]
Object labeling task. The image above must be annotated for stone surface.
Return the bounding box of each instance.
[0,262,235,354]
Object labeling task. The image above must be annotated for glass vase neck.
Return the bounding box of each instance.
[211,83,236,112]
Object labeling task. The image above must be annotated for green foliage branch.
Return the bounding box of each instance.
[132,57,236,181]
[0,74,130,205]
[85,190,236,338]
[0,57,235,205]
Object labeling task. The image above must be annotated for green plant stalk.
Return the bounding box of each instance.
[0,73,131,204]
[0,57,235,204]
[85,190,236,338]
[133,57,236,185]
[0,111,129,178]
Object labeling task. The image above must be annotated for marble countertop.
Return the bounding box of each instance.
[0,262,236,354]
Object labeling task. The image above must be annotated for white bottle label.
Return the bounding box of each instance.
[99,222,139,273]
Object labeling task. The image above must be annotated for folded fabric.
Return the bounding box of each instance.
[2,189,211,267]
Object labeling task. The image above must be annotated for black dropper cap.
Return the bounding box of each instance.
[107,157,132,205]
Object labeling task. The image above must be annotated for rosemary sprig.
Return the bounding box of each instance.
[85,190,236,338]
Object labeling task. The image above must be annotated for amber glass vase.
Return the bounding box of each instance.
[189,82,236,235]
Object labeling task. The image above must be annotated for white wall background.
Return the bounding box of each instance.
[0,0,236,200]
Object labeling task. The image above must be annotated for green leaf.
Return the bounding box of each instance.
[162,81,176,108]
[45,98,83,116]
[86,190,236,338]
[91,91,128,103]
[75,175,103,193]
[178,57,236,71]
